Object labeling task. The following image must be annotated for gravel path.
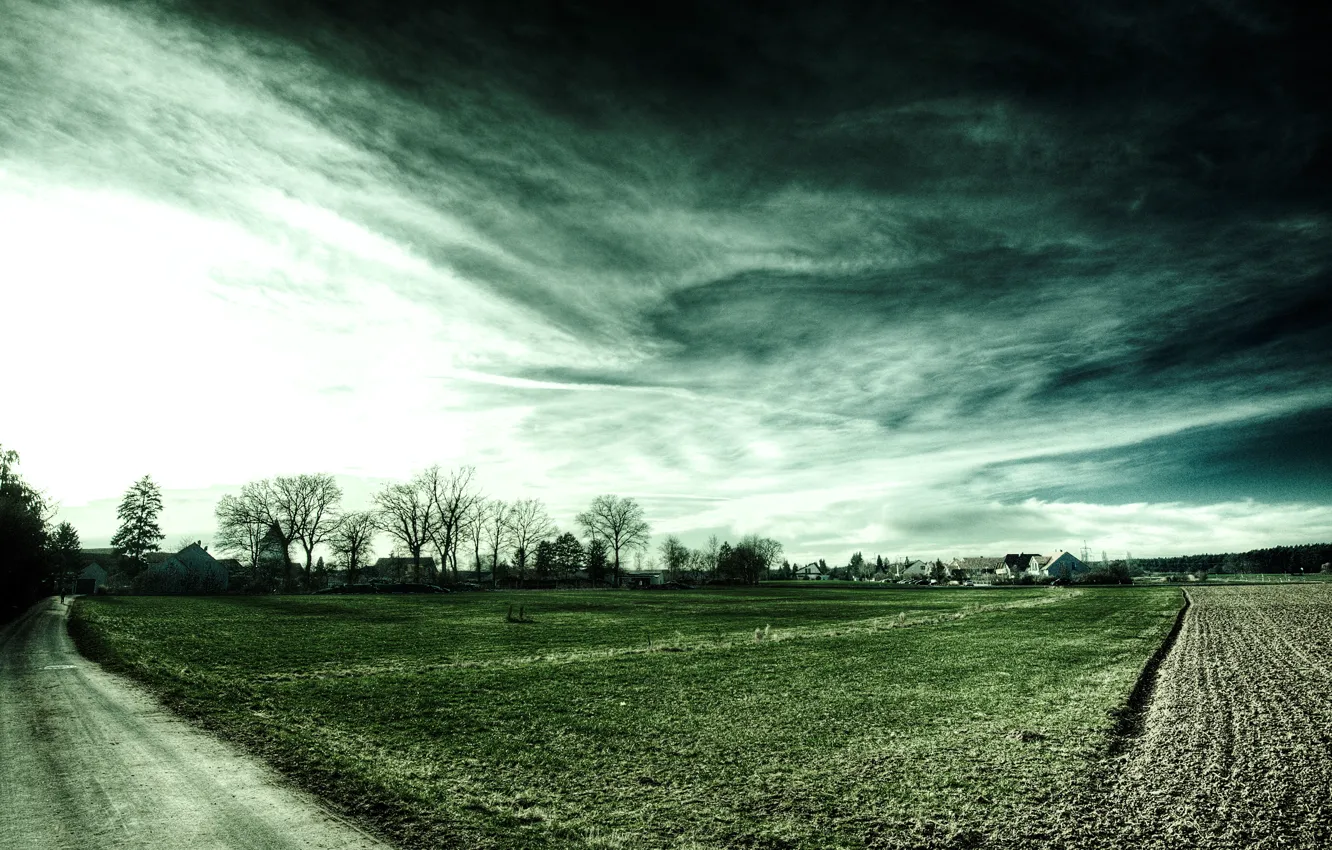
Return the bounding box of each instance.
[0,598,391,850]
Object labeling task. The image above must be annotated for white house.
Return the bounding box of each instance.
[900,559,932,579]
[795,563,827,580]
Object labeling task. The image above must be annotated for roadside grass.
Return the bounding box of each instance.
[70,586,1180,849]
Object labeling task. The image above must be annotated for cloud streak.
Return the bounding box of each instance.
[6,0,1330,560]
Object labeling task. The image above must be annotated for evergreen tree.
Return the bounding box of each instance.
[1,446,52,621]
[586,538,609,585]
[49,521,82,590]
[111,475,164,572]
[551,532,586,579]
[533,538,556,579]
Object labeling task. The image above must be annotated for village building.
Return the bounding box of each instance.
[951,556,1005,583]
[899,559,932,579]
[1044,550,1090,579]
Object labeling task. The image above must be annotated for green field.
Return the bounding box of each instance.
[70,586,1181,849]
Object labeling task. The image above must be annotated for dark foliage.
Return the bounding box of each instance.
[0,446,53,623]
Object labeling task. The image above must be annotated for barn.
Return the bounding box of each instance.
[76,563,108,595]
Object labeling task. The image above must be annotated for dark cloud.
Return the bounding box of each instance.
[980,407,1332,505]
[15,0,1332,555]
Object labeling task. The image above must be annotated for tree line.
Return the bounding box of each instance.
[211,465,694,591]
[1129,543,1332,576]
[0,445,84,622]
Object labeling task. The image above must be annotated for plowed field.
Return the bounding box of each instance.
[1018,584,1332,850]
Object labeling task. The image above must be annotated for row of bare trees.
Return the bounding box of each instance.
[654,533,784,585]
[213,465,655,590]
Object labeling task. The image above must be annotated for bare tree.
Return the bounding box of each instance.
[274,473,343,589]
[702,534,720,581]
[424,465,484,583]
[215,485,279,576]
[374,472,438,581]
[254,478,302,589]
[506,498,555,586]
[576,495,650,587]
[467,498,492,581]
[659,534,690,582]
[328,510,377,585]
[483,499,512,583]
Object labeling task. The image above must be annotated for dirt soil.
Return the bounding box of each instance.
[996,584,1332,850]
[0,598,391,850]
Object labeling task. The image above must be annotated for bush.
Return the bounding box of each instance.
[1078,571,1133,586]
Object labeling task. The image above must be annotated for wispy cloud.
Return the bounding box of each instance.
[6,0,1330,559]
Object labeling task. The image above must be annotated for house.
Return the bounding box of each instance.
[951,557,1005,582]
[76,563,108,595]
[370,556,438,580]
[997,553,1045,580]
[795,563,827,580]
[900,559,932,579]
[137,542,228,593]
[1044,550,1089,579]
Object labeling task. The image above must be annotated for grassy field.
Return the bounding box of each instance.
[70,586,1181,849]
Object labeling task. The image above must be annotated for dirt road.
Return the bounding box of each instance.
[0,598,390,850]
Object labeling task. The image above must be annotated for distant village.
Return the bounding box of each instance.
[68,542,1096,594]
[785,551,1091,585]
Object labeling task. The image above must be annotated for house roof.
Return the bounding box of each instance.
[1003,553,1043,568]
[153,543,223,574]
[955,557,1005,570]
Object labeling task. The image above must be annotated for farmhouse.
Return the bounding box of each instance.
[136,542,228,593]
[795,563,827,580]
[1044,550,1089,578]
[76,563,108,595]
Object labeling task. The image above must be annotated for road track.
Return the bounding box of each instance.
[0,598,390,850]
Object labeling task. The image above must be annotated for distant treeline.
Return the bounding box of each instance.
[1130,543,1332,575]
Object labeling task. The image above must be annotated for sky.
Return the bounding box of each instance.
[3,0,1330,562]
